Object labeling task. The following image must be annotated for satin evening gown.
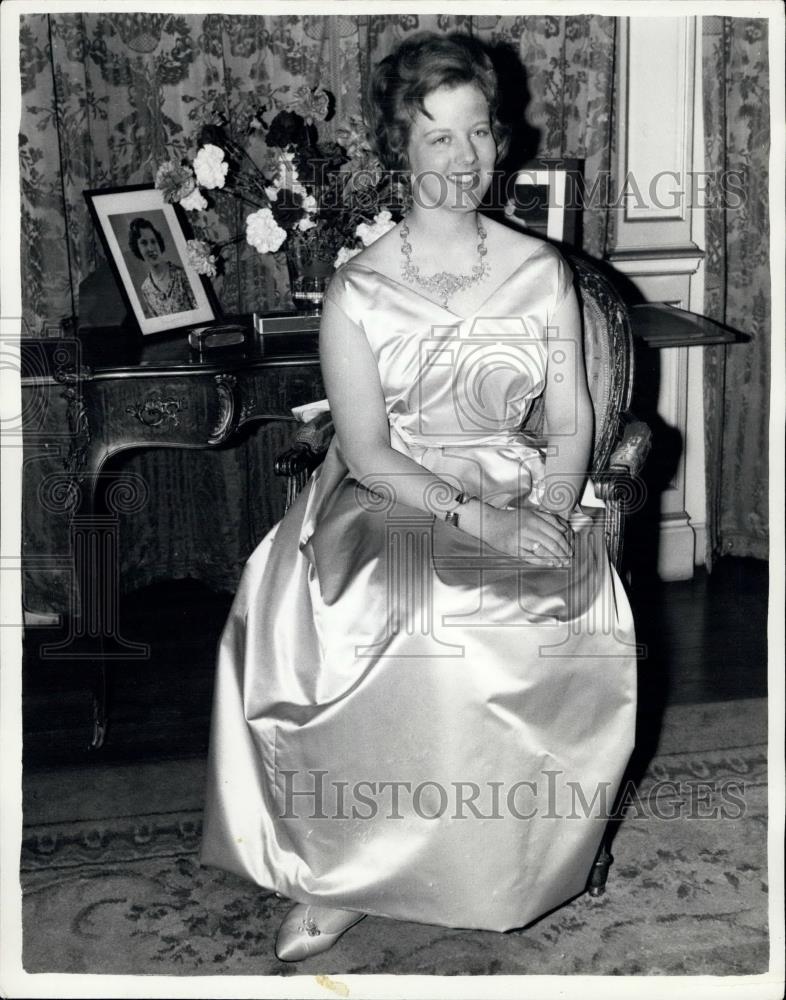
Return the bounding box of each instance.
[200,242,637,932]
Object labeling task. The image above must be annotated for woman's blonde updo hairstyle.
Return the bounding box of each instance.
[365,32,511,172]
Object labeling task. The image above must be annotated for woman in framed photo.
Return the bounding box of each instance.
[128,216,196,317]
[201,30,636,963]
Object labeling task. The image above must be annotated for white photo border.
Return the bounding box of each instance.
[84,184,216,336]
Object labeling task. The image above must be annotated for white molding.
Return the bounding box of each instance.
[657,517,697,580]
[610,254,704,276]
[625,18,693,224]
[658,346,690,520]
[685,26,708,566]
[615,18,697,249]
[609,16,707,581]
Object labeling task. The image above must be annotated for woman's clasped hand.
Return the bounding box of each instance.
[484,503,575,566]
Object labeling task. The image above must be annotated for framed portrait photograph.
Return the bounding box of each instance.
[506,158,583,246]
[84,184,217,336]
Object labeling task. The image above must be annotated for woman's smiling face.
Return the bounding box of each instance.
[406,82,497,212]
[137,226,162,264]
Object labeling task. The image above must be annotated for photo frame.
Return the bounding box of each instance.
[506,158,583,246]
[84,184,217,336]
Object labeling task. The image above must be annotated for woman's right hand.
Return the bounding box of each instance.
[484,505,574,565]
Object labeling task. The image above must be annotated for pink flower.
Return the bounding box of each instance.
[186,239,218,277]
[155,161,196,203]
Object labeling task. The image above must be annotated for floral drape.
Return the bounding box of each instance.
[18,12,618,609]
[702,17,771,563]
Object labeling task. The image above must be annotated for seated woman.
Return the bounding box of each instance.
[128,216,196,317]
[200,31,636,962]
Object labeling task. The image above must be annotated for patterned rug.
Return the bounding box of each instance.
[20,699,769,976]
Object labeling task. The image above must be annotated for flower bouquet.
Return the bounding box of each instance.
[155,87,406,311]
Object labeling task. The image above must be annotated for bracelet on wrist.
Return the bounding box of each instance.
[444,491,476,527]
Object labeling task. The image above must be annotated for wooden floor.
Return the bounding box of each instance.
[22,556,768,768]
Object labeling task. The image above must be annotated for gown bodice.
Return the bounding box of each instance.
[323,241,574,506]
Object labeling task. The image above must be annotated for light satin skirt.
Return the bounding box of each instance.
[200,441,637,932]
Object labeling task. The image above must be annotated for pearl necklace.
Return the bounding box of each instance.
[399,216,490,308]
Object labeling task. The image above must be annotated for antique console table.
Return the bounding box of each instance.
[21,324,322,747]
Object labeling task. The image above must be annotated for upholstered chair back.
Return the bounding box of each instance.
[522,254,634,479]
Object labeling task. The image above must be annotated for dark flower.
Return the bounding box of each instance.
[266,110,309,149]
[313,140,348,173]
[270,187,305,230]
[198,123,228,149]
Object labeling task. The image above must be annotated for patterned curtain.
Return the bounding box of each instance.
[19,12,616,609]
[702,17,770,564]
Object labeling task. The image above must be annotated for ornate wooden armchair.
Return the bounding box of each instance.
[275,254,650,577]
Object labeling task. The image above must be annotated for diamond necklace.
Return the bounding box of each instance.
[399,216,490,308]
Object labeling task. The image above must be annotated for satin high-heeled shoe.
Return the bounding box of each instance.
[274,902,365,962]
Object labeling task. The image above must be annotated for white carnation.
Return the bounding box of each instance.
[179,187,208,212]
[276,153,307,197]
[193,144,228,190]
[246,207,287,254]
[302,194,318,215]
[265,185,279,202]
[355,210,395,247]
[334,246,362,269]
[296,216,317,232]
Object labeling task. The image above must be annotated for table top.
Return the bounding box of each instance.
[629,303,744,349]
[21,324,320,383]
[21,301,746,384]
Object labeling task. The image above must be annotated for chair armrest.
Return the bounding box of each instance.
[273,411,334,479]
[607,418,651,477]
[594,417,651,504]
[293,410,334,454]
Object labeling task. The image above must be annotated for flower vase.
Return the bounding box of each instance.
[285,236,334,314]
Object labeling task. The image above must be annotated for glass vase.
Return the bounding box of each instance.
[285,235,334,314]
